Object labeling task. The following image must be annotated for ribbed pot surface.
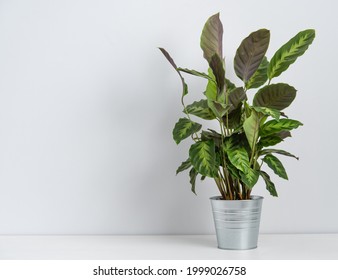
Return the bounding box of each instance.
[210,195,264,250]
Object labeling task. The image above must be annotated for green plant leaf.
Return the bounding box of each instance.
[159,48,188,97]
[176,159,192,175]
[259,135,283,147]
[177,68,212,80]
[201,130,222,147]
[209,54,225,94]
[205,68,217,100]
[227,146,250,173]
[240,168,259,189]
[228,87,247,112]
[243,110,261,149]
[262,154,288,179]
[245,57,269,89]
[268,29,315,79]
[189,167,198,195]
[185,99,216,120]
[260,149,299,160]
[252,106,280,120]
[260,119,303,137]
[234,29,270,82]
[226,159,241,179]
[260,170,278,197]
[207,99,230,118]
[223,134,241,151]
[200,13,223,63]
[253,83,297,110]
[223,105,242,129]
[225,78,236,92]
[189,140,218,177]
[259,130,291,147]
[172,118,202,144]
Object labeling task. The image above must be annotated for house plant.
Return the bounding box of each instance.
[159,13,315,249]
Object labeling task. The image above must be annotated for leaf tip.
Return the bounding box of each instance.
[173,135,180,145]
[307,29,316,36]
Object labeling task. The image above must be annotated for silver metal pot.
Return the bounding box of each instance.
[210,195,264,250]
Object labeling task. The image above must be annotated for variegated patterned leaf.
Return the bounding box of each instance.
[172,118,202,144]
[189,140,218,177]
[268,29,315,79]
[262,154,288,179]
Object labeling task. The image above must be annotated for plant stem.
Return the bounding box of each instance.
[223,166,233,199]
[214,177,226,199]
[218,120,234,200]
[181,95,200,141]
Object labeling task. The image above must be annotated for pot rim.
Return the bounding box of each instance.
[210,195,264,201]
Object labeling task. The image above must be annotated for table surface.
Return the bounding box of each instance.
[0,234,337,260]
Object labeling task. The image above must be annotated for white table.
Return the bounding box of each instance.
[0,234,337,260]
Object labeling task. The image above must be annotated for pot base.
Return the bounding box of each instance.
[217,246,257,250]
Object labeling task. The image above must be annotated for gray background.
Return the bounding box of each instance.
[0,0,337,234]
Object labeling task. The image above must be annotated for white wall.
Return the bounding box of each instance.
[0,0,337,234]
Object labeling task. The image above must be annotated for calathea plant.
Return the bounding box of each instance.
[159,13,315,200]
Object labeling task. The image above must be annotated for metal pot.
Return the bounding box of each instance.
[210,195,264,250]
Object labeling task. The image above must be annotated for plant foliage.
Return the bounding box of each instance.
[160,13,315,199]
